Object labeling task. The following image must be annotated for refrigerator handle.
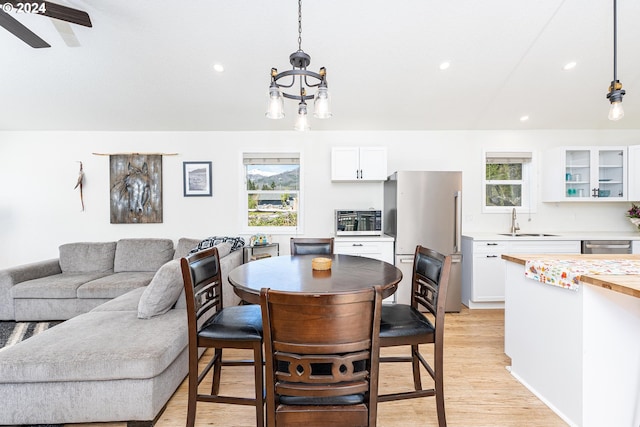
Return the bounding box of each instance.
[454,190,462,253]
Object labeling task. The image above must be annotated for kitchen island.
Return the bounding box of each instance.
[502,254,640,427]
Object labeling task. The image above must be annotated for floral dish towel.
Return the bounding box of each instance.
[524,259,640,291]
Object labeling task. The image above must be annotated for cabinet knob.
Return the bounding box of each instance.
[352,243,363,247]
[486,255,498,258]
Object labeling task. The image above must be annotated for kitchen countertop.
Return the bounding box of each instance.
[463,231,640,241]
[501,253,640,298]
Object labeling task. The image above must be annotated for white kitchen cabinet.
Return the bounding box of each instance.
[542,146,627,202]
[334,236,394,263]
[331,147,387,181]
[335,236,395,301]
[627,145,640,201]
[461,237,581,309]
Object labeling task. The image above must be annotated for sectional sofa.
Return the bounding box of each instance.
[0,237,244,426]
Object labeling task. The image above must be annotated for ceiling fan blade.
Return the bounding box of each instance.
[42,1,92,27]
[0,9,50,48]
[6,1,92,27]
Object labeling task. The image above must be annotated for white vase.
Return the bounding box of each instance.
[630,217,640,230]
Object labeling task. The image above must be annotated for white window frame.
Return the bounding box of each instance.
[482,150,537,214]
[241,151,304,234]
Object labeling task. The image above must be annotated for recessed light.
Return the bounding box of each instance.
[213,63,224,73]
[439,61,450,70]
[563,61,577,71]
[520,115,529,122]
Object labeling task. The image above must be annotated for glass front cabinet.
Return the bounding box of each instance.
[542,146,627,202]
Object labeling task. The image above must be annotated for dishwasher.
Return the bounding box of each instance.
[581,240,632,254]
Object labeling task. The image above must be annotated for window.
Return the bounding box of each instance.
[242,152,302,233]
[483,151,536,212]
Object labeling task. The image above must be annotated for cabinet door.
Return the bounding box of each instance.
[564,149,591,199]
[628,145,640,200]
[596,148,626,200]
[331,147,360,181]
[473,253,505,301]
[358,147,387,181]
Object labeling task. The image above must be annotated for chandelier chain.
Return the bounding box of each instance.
[297,0,302,51]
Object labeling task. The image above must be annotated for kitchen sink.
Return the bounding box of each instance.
[498,233,558,237]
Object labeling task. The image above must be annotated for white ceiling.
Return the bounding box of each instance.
[2,0,640,132]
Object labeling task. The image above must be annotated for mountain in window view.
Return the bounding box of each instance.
[247,166,299,191]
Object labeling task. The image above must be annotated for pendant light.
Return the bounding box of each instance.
[606,0,626,121]
[266,0,331,130]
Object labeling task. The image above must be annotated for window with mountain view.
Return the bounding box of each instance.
[243,152,301,232]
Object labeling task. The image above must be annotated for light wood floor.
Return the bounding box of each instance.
[68,308,567,427]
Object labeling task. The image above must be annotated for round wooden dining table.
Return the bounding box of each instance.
[228,254,403,304]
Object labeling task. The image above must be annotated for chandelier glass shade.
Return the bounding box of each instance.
[606,0,625,121]
[266,0,331,130]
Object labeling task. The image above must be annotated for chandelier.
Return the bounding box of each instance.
[266,0,331,131]
[606,0,626,121]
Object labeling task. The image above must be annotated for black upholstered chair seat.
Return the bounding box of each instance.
[280,394,365,406]
[379,304,434,340]
[199,305,263,341]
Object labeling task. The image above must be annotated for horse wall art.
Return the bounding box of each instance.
[110,154,163,224]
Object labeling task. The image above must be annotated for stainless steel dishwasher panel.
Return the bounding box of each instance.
[581,240,632,254]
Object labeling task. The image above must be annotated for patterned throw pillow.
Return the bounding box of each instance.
[189,236,245,254]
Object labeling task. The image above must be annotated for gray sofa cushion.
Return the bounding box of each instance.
[113,239,174,273]
[77,272,155,299]
[92,287,145,312]
[0,310,187,383]
[173,238,202,260]
[138,260,183,319]
[10,273,111,299]
[59,242,117,273]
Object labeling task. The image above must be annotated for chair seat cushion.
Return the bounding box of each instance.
[379,304,435,339]
[279,394,365,406]
[198,304,263,341]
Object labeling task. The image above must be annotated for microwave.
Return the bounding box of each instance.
[335,210,382,236]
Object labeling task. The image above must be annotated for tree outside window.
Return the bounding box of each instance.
[483,151,535,212]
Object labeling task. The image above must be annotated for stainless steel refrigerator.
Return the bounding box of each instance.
[383,171,462,312]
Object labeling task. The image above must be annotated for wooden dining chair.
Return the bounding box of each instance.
[289,237,334,255]
[260,286,383,427]
[378,245,452,427]
[180,246,265,427]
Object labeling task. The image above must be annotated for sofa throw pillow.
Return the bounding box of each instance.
[114,238,174,272]
[59,242,117,273]
[188,236,245,254]
[138,259,183,319]
[173,237,202,260]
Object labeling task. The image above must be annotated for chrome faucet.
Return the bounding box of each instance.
[510,208,520,235]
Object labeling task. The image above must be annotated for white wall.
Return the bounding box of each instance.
[1,129,639,269]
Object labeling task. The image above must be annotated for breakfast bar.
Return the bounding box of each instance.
[502,254,640,427]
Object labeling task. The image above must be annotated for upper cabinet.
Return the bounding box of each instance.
[331,147,387,181]
[628,145,640,201]
[542,146,627,202]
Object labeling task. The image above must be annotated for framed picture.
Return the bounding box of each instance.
[110,154,163,223]
[183,161,212,197]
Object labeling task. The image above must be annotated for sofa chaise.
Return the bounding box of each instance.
[0,236,244,426]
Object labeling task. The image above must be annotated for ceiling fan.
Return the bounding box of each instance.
[0,1,91,48]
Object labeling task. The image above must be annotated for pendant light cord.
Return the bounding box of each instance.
[613,0,618,82]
